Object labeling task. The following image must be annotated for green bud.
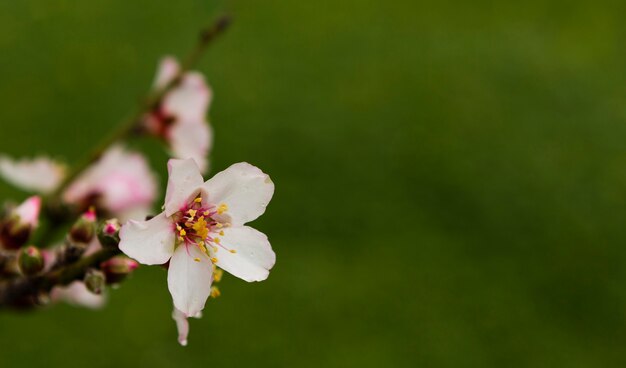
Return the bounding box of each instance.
[18,245,44,276]
[84,269,106,295]
[69,208,97,244]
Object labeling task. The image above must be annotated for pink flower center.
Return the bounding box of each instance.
[173,196,235,262]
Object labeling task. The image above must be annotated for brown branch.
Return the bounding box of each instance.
[0,246,121,308]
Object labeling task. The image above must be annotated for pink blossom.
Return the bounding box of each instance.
[144,56,213,173]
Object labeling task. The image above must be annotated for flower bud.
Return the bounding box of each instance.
[97,218,121,249]
[0,196,41,250]
[84,269,106,295]
[69,208,96,244]
[100,256,138,285]
[18,245,44,275]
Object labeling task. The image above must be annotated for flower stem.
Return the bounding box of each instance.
[0,246,121,308]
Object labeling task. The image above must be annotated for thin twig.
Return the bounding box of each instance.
[48,14,232,200]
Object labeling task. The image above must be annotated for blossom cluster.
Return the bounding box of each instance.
[0,55,275,346]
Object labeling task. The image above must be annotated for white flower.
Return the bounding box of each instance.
[119,159,275,338]
[0,156,65,194]
[144,56,213,173]
[0,146,158,221]
[63,145,158,221]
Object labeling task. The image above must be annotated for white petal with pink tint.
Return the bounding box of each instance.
[153,56,180,89]
[14,196,41,228]
[51,281,106,309]
[172,307,202,346]
[0,155,65,193]
[167,244,213,316]
[119,213,175,265]
[164,159,204,217]
[169,120,213,174]
[63,146,157,216]
[163,72,212,123]
[212,226,275,282]
[202,162,274,226]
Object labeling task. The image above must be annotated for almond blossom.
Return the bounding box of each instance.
[144,56,213,173]
[0,146,158,221]
[119,159,275,344]
[63,146,158,221]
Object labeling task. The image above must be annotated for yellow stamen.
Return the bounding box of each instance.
[192,216,209,239]
[187,209,197,218]
[213,268,223,282]
[194,257,201,262]
[219,231,224,236]
[194,197,202,203]
[211,257,218,263]
[210,286,221,298]
[214,237,221,244]
[217,203,228,215]
[229,249,237,254]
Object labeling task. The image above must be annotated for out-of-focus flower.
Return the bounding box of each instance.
[0,196,42,250]
[0,147,157,221]
[119,159,275,344]
[144,56,213,173]
[64,146,158,221]
[50,281,106,309]
[0,156,65,194]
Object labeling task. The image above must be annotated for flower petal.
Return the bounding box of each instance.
[63,146,158,216]
[119,212,175,265]
[164,158,204,217]
[153,56,180,89]
[0,155,65,194]
[202,162,274,226]
[163,72,212,123]
[172,307,190,346]
[171,307,202,346]
[51,281,106,309]
[167,244,213,316]
[14,196,41,228]
[169,121,213,174]
[211,226,275,282]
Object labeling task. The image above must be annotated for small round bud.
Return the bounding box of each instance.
[84,269,106,295]
[97,218,121,249]
[69,208,97,244]
[100,256,138,285]
[18,245,44,276]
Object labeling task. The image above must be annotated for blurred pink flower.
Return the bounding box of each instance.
[50,281,106,309]
[119,159,275,344]
[0,146,158,221]
[63,145,158,221]
[0,156,65,194]
[144,56,213,173]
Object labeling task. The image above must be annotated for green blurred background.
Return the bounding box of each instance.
[1,0,626,366]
